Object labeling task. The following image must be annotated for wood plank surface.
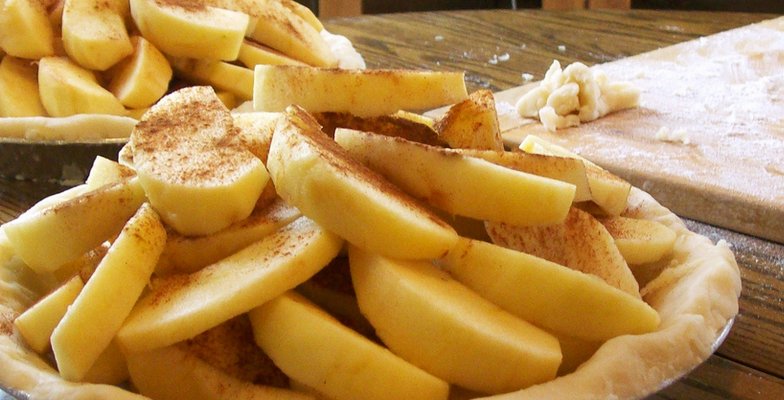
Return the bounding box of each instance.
[494,16,784,243]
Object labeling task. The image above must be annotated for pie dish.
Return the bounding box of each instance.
[0,177,741,399]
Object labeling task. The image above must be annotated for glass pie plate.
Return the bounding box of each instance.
[0,185,741,399]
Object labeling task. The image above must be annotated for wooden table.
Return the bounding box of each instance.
[320,9,784,400]
[1,8,783,400]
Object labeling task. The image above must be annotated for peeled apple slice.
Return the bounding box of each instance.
[127,344,310,400]
[349,246,562,394]
[249,291,449,400]
[439,237,660,342]
[50,203,166,381]
[2,178,146,273]
[335,128,576,226]
[254,66,468,117]
[0,56,46,117]
[108,36,173,109]
[14,275,84,354]
[129,0,248,61]
[130,86,268,236]
[599,215,677,265]
[61,0,133,71]
[266,106,458,260]
[37,56,127,117]
[117,217,343,354]
[0,0,54,59]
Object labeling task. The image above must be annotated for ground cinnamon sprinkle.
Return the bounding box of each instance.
[155,0,207,12]
[0,310,16,336]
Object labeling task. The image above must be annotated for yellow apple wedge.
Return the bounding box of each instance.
[2,178,146,273]
[61,0,133,71]
[13,271,131,385]
[254,65,468,117]
[0,56,46,117]
[244,0,335,67]
[434,89,504,151]
[156,198,302,275]
[129,0,248,60]
[519,134,631,215]
[486,206,640,297]
[281,0,323,31]
[131,86,268,236]
[108,36,173,109]
[266,106,458,260]
[0,0,54,59]
[249,291,449,400]
[169,57,254,101]
[127,344,312,400]
[50,203,166,381]
[334,128,576,226]
[84,156,136,188]
[238,40,307,68]
[231,111,282,162]
[37,56,127,117]
[117,216,343,354]
[599,215,677,265]
[14,275,84,354]
[349,246,561,394]
[439,237,659,342]
[458,148,592,202]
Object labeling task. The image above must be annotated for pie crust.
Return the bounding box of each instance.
[0,187,740,399]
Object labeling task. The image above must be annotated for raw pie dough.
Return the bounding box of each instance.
[0,185,741,399]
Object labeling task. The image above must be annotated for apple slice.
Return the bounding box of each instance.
[599,215,677,265]
[129,0,248,61]
[266,106,458,260]
[2,178,146,273]
[434,89,504,151]
[127,343,310,400]
[14,275,84,354]
[117,216,343,354]
[0,56,46,117]
[84,156,136,188]
[519,134,631,215]
[107,35,172,109]
[51,203,166,381]
[349,246,561,394]
[237,40,307,68]
[439,237,660,342]
[486,206,641,297]
[457,148,592,202]
[249,291,449,400]
[334,128,576,226]
[169,57,253,101]
[61,0,133,71]
[37,56,127,117]
[0,0,54,59]
[231,111,282,162]
[156,198,302,274]
[131,86,268,236]
[254,65,468,117]
[242,0,335,67]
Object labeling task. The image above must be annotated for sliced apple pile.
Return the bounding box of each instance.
[0,77,684,400]
[0,0,362,126]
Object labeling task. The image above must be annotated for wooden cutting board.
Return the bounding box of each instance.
[490,16,784,244]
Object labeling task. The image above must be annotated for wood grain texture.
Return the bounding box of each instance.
[491,16,784,243]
